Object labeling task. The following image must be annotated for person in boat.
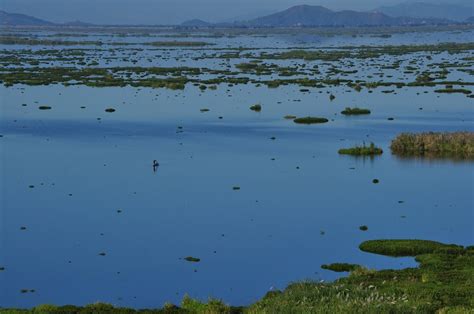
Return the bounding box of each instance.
[153,160,159,172]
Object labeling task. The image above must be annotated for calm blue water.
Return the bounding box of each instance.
[0,29,473,309]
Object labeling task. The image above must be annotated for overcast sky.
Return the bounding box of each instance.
[1,0,472,25]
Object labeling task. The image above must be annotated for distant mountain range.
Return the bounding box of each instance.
[182,5,463,28]
[375,2,473,22]
[0,10,93,27]
[0,10,54,26]
[238,5,448,27]
[1,3,473,28]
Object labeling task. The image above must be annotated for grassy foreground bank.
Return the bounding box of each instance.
[1,239,473,313]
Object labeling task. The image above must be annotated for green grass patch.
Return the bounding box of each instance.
[359,239,463,257]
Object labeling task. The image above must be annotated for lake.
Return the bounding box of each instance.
[0,26,473,308]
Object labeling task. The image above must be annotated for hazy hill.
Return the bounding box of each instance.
[0,10,55,26]
[375,2,473,22]
[244,5,448,27]
[180,19,212,27]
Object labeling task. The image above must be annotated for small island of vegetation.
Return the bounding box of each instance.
[338,143,383,156]
[293,116,329,124]
[390,132,474,159]
[341,107,371,115]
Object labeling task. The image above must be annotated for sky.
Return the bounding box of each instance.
[1,0,472,25]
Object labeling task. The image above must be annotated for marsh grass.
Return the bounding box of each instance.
[390,132,474,159]
[338,143,383,156]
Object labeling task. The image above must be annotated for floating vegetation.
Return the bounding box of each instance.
[200,108,210,112]
[293,117,329,124]
[233,186,241,190]
[435,88,472,95]
[184,256,200,262]
[284,115,297,119]
[372,179,380,184]
[38,106,51,110]
[0,36,102,46]
[341,107,371,115]
[390,132,474,159]
[249,104,262,112]
[359,225,368,231]
[104,108,116,113]
[149,41,213,47]
[321,263,360,272]
[338,143,383,156]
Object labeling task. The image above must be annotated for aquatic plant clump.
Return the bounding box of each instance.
[338,143,383,156]
[341,107,371,115]
[434,88,472,95]
[293,116,329,124]
[249,104,262,112]
[390,132,474,159]
[149,41,214,47]
[321,263,360,272]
